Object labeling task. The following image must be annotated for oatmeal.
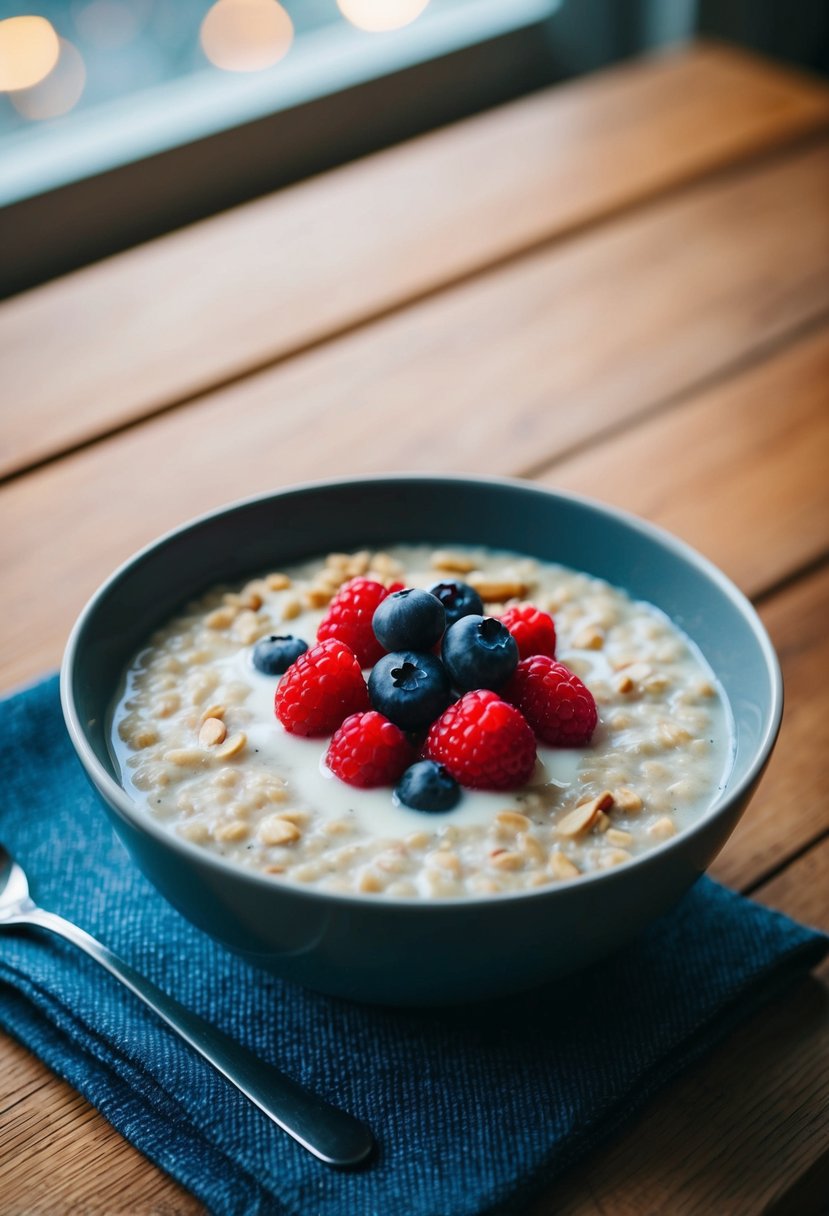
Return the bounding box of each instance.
[110,545,733,898]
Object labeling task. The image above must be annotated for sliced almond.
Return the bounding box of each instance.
[199,717,227,747]
[215,820,248,843]
[215,731,247,760]
[572,626,605,650]
[431,550,478,573]
[648,816,677,841]
[549,851,580,880]
[265,573,291,591]
[258,815,301,846]
[494,810,532,835]
[557,791,614,838]
[467,575,530,600]
[610,783,641,812]
[489,850,524,871]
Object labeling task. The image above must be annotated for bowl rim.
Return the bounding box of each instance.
[60,471,783,909]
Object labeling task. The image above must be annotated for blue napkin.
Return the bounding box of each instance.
[1,676,825,1216]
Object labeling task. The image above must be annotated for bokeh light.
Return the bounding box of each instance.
[200,0,294,73]
[336,0,431,33]
[0,15,60,91]
[10,38,86,120]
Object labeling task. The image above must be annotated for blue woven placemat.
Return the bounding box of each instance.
[1,675,825,1216]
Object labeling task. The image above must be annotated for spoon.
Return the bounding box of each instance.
[0,843,374,1167]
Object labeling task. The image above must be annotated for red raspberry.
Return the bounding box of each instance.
[424,689,536,791]
[500,603,556,660]
[275,639,369,737]
[317,577,391,667]
[503,656,597,746]
[326,711,415,788]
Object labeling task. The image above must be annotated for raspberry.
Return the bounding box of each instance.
[275,639,369,737]
[499,603,557,660]
[424,689,536,791]
[326,711,415,788]
[317,577,391,667]
[503,656,597,746]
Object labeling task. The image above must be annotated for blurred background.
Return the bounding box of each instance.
[1,0,827,297]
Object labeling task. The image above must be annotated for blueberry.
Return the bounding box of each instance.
[395,760,460,813]
[252,634,308,675]
[428,580,484,627]
[368,650,452,731]
[441,615,518,691]
[372,588,446,652]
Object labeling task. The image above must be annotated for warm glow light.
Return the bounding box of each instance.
[10,38,86,120]
[200,0,293,73]
[336,0,430,33]
[0,15,60,91]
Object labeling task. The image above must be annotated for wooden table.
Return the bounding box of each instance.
[2,40,828,1214]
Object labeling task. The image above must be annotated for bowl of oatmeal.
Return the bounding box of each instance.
[61,475,781,1004]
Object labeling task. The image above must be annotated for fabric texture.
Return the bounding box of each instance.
[1,675,825,1216]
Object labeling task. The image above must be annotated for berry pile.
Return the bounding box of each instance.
[269,572,598,812]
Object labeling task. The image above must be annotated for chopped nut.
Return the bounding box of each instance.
[200,703,226,724]
[346,551,371,577]
[215,731,247,760]
[305,587,334,609]
[258,815,302,846]
[431,550,478,573]
[572,627,605,650]
[489,849,524,871]
[205,606,237,630]
[648,816,677,841]
[215,820,248,843]
[467,575,530,601]
[276,808,310,825]
[323,818,353,836]
[616,674,635,694]
[593,811,611,834]
[596,848,632,868]
[281,595,302,621]
[178,822,209,843]
[557,791,614,838]
[357,871,383,894]
[199,717,227,747]
[549,851,580,880]
[429,851,461,875]
[265,573,291,591]
[606,828,634,848]
[494,810,532,835]
[405,831,431,850]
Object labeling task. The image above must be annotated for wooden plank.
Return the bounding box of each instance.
[536,843,829,1216]
[2,43,829,478]
[540,323,829,598]
[711,564,829,892]
[1,154,828,693]
[0,1043,202,1215]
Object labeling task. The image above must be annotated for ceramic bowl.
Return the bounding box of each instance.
[61,475,781,1004]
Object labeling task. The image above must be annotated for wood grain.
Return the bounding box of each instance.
[2,149,829,692]
[540,324,829,597]
[2,44,829,478]
[711,563,829,892]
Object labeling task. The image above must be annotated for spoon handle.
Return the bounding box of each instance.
[15,907,374,1166]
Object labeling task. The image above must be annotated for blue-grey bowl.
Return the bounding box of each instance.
[61,475,782,1005]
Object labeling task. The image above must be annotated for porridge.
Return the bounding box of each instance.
[110,545,733,898]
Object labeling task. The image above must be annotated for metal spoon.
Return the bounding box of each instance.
[0,843,374,1167]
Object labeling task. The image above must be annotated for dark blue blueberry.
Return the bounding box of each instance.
[372,588,446,652]
[368,650,452,731]
[252,634,308,675]
[395,760,460,813]
[428,580,484,627]
[441,615,518,692]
